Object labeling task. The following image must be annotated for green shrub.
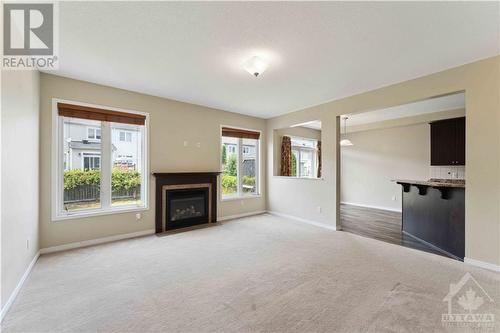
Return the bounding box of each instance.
[64,168,141,191]
[221,174,237,193]
[63,169,100,190]
[225,155,237,176]
[242,176,255,185]
[111,169,141,191]
[221,145,227,165]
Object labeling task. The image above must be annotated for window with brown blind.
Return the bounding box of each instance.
[53,100,148,219]
[221,127,261,199]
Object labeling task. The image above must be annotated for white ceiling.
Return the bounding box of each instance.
[51,2,499,118]
[344,92,465,127]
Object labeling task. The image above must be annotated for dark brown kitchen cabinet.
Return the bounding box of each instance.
[430,117,465,166]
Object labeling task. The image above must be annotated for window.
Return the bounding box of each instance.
[83,153,100,170]
[221,127,260,199]
[119,131,132,142]
[226,144,236,154]
[87,127,101,140]
[111,124,143,207]
[291,137,317,178]
[54,101,148,218]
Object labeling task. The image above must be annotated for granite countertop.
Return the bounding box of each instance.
[393,179,465,188]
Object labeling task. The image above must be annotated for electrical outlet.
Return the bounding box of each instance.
[183,141,188,147]
[136,213,142,221]
[196,142,201,148]
[391,196,396,201]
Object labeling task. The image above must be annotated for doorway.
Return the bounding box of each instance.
[338,92,466,260]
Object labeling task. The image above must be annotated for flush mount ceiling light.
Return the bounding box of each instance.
[244,56,268,77]
[340,116,354,146]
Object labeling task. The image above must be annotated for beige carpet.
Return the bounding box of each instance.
[2,214,499,332]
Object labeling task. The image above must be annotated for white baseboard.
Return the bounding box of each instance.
[218,210,267,221]
[40,229,155,254]
[268,211,337,231]
[341,201,402,213]
[0,251,40,323]
[464,257,500,273]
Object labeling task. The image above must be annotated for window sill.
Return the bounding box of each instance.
[53,205,148,221]
[221,194,261,202]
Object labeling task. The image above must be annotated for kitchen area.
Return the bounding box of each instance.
[396,116,465,260]
[340,92,466,261]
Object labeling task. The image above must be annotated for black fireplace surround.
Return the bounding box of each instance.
[153,172,220,233]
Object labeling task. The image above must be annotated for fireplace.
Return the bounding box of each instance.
[163,184,210,230]
[168,188,208,224]
[153,172,220,233]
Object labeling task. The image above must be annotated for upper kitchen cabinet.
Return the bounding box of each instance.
[430,117,465,166]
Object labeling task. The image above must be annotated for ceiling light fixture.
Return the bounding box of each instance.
[244,56,268,77]
[340,116,354,146]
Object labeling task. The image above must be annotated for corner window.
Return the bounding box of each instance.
[54,101,148,219]
[221,127,260,199]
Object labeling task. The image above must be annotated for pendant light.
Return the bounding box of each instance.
[340,116,353,146]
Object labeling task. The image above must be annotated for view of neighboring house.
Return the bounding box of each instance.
[223,141,256,176]
[63,119,142,172]
[290,137,318,178]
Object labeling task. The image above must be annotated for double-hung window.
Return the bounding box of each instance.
[82,153,101,170]
[54,101,148,218]
[291,137,318,178]
[119,131,132,142]
[87,127,101,140]
[221,127,260,199]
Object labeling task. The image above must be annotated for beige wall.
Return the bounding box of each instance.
[1,70,40,309]
[267,111,338,228]
[39,73,266,249]
[341,123,430,212]
[267,56,500,266]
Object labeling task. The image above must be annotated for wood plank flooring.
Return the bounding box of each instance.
[340,204,453,259]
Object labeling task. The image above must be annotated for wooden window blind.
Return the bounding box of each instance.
[57,103,146,125]
[221,127,260,140]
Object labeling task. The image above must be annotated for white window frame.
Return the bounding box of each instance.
[119,130,132,142]
[52,98,149,221]
[86,126,101,141]
[81,152,101,170]
[220,125,261,201]
[291,136,318,179]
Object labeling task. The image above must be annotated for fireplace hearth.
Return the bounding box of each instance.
[153,172,220,233]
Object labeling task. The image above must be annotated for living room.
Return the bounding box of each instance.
[1,2,499,332]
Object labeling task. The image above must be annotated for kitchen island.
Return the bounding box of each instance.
[395,179,465,260]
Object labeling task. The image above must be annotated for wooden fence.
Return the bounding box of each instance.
[64,185,140,203]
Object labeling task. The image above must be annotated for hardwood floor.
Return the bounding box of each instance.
[340,203,454,259]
